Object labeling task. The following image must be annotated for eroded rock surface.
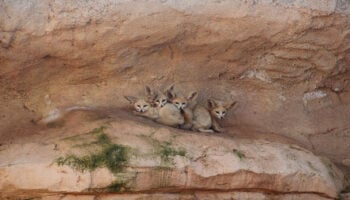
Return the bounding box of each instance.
[0,113,344,199]
[1,0,350,198]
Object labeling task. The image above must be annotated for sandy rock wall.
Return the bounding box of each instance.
[0,117,345,199]
[1,0,350,198]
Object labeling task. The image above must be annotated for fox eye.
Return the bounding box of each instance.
[137,105,141,108]
[156,100,160,103]
[175,102,180,105]
[223,111,226,114]
[143,105,148,108]
[162,99,166,102]
[215,111,219,114]
[182,103,186,105]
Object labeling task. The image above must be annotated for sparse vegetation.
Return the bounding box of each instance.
[137,134,187,167]
[89,125,108,135]
[233,149,245,160]
[107,179,131,192]
[56,126,129,174]
[62,125,108,141]
[159,141,186,163]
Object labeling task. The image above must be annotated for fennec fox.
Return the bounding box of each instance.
[145,84,175,108]
[124,94,184,127]
[124,96,153,113]
[167,90,198,129]
[191,105,214,133]
[207,99,237,132]
[191,99,237,133]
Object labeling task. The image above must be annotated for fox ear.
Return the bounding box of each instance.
[165,84,175,99]
[145,85,153,96]
[187,91,198,102]
[208,99,218,109]
[124,96,138,104]
[166,90,176,100]
[225,101,237,110]
[153,93,159,100]
[165,83,175,92]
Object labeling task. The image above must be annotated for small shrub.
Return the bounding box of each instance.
[233,149,245,160]
[159,142,186,164]
[108,180,130,192]
[56,126,128,174]
[89,125,107,135]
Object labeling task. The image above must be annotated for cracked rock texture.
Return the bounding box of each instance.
[0,113,345,199]
[1,0,350,199]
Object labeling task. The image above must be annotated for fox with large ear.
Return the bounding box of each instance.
[207,99,237,132]
[208,99,237,119]
[124,96,152,113]
[191,104,214,133]
[170,91,198,111]
[124,89,184,127]
[152,84,175,108]
[144,84,175,108]
[167,89,198,130]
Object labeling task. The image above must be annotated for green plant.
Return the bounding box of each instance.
[137,134,187,166]
[159,142,186,163]
[233,149,245,160]
[56,126,128,174]
[61,125,107,142]
[89,125,107,135]
[107,179,130,192]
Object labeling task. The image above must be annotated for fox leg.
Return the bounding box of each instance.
[212,119,222,133]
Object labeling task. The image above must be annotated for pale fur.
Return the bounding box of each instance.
[145,84,174,108]
[191,105,214,133]
[168,89,198,130]
[124,95,184,127]
[191,99,237,133]
[207,99,237,132]
[125,85,237,132]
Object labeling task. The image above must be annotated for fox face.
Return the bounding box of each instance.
[134,100,150,112]
[208,99,237,120]
[170,91,198,110]
[211,106,227,119]
[146,84,175,108]
[154,93,168,108]
[172,96,188,110]
[124,96,151,112]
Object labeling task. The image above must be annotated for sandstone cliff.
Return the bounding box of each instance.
[1,0,350,199]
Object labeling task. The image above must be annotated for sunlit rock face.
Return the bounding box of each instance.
[1,0,350,199]
[0,116,345,199]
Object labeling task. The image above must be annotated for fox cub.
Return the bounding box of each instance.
[125,84,237,133]
[167,89,198,129]
[124,85,184,127]
[146,84,174,108]
[189,99,237,133]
